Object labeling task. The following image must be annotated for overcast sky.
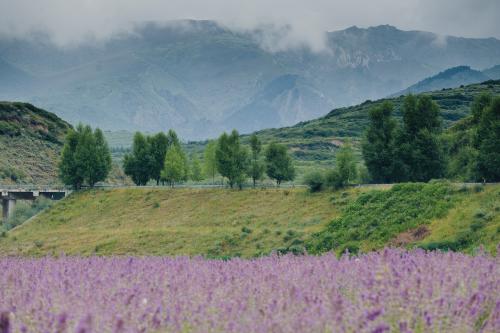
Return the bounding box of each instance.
[0,0,498,49]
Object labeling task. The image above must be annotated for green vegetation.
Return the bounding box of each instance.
[362,101,397,183]
[189,155,203,182]
[0,188,346,257]
[0,102,71,184]
[362,95,444,182]
[123,130,182,186]
[308,182,500,255]
[216,130,248,188]
[1,184,498,257]
[248,134,265,187]
[161,144,189,186]
[59,124,112,188]
[264,142,295,186]
[203,140,218,184]
[304,143,358,192]
[240,81,500,175]
[443,93,500,182]
[103,81,500,180]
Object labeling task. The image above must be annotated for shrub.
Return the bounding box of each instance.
[303,171,325,192]
[325,169,344,190]
[308,182,459,254]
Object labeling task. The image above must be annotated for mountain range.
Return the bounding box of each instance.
[1,20,500,139]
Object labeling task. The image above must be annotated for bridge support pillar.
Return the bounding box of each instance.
[2,198,16,221]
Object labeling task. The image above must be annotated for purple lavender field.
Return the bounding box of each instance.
[1,249,499,333]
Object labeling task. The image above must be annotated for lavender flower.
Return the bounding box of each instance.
[0,249,498,332]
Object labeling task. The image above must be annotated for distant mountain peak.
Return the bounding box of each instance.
[395,65,491,95]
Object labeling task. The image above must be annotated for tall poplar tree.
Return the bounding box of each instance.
[248,134,264,187]
[362,101,397,183]
[216,130,248,188]
[395,95,444,182]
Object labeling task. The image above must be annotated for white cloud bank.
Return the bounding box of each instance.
[0,0,498,49]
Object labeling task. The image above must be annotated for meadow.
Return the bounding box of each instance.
[1,249,499,333]
[0,188,348,257]
[1,183,498,258]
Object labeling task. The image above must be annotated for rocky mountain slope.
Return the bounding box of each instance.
[1,21,500,139]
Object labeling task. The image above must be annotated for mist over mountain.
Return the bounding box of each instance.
[1,21,500,139]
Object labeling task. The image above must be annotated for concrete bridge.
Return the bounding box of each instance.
[1,187,70,220]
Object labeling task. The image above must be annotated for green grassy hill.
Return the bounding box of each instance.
[308,182,500,255]
[106,80,500,177]
[248,80,500,166]
[0,188,345,257]
[1,184,498,257]
[0,102,72,184]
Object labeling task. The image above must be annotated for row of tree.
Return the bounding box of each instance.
[362,95,443,183]
[362,93,500,183]
[59,124,112,189]
[122,129,295,188]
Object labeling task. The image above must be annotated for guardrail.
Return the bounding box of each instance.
[1,182,497,192]
[0,185,72,191]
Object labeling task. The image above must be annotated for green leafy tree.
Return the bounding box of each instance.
[471,93,493,124]
[166,129,180,147]
[362,101,397,183]
[331,142,357,188]
[148,132,169,185]
[265,142,295,186]
[59,126,84,189]
[248,134,265,187]
[59,124,111,189]
[204,140,218,184]
[92,128,112,186]
[161,145,188,187]
[215,130,248,188]
[123,132,152,185]
[475,96,500,181]
[190,155,204,182]
[395,95,444,182]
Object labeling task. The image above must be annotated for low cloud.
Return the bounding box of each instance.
[0,0,498,50]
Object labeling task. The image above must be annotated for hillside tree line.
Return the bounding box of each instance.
[122,129,295,188]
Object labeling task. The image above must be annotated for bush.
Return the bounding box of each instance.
[303,171,325,192]
[325,169,344,190]
[308,182,459,254]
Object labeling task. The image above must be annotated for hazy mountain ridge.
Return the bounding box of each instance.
[395,66,492,95]
[1,21,500,139]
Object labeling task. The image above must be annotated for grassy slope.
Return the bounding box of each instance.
[1,184,498,257]
[308,183,500,255]
[0,102,71,184]
[0,188,350,257]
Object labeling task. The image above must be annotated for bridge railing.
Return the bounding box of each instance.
[0,185,73,191]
